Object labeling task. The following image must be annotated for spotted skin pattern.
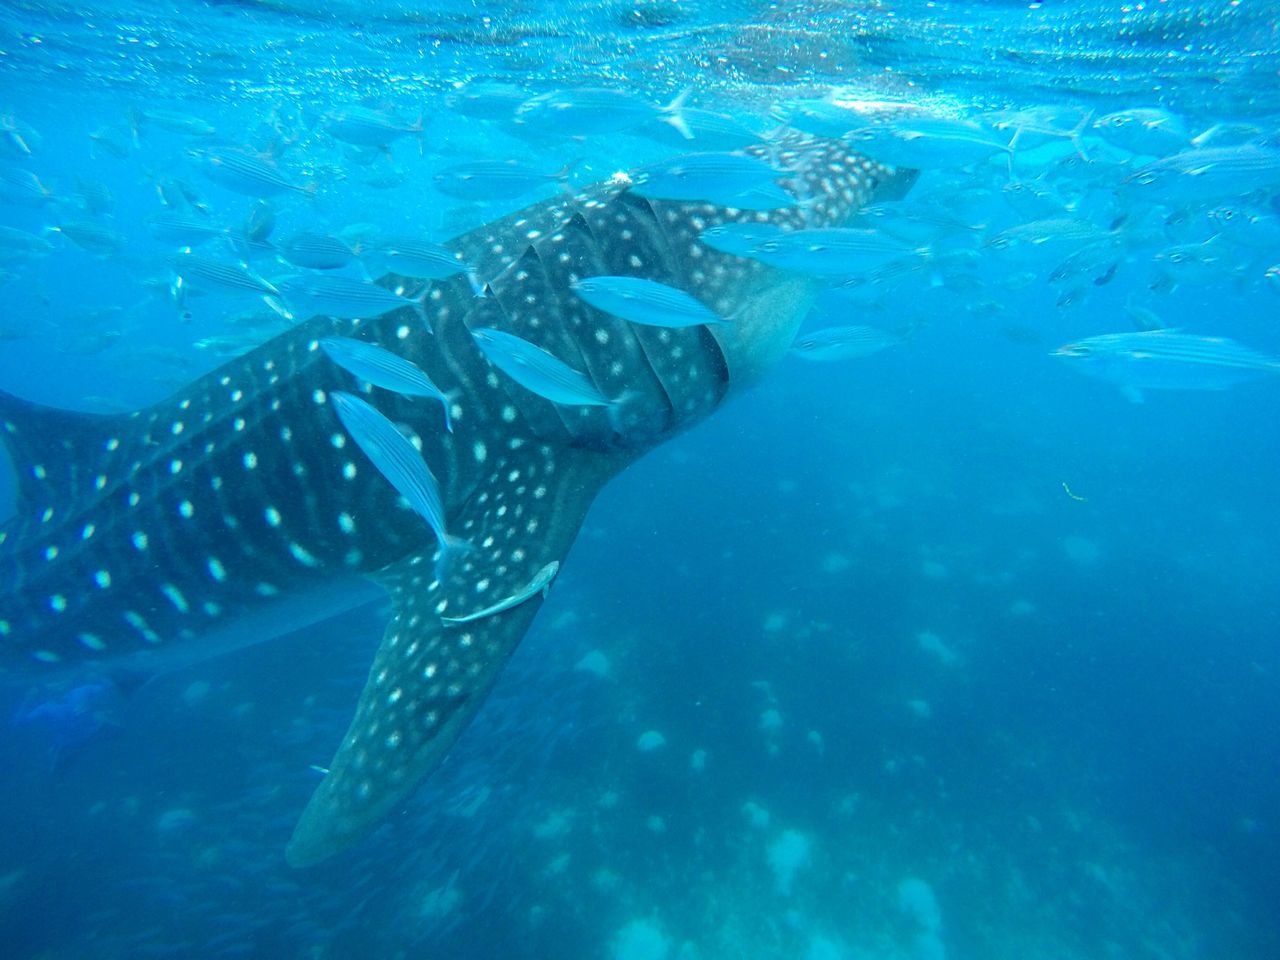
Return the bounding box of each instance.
[0,134,915,865]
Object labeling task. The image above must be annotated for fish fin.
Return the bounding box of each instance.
[1069,109,1094,162]
[263,294,294,320]
[285,447,616,867]
[0,388,138,512]
[659,88,694,141]
[1121,384,1146,404]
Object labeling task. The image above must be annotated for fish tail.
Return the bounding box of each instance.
[465,271,488,299]
[437,389,460,433]
[1070,110,1094,162]
[554,157,584,193]
[659,88,694,141]
[263,294,294,321]
[411,290,437,333]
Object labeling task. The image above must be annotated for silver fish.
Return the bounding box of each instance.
[1054,330,1280,402]
[0,165,55,205]
[168,252,280,298]
[848,116,1012,169]
[276,275,425,322]
[630,151,782,204]
[320,337,452,432]
[742,227,917,277]
[365,237,476,284]
[470,327,615,408]
[635,107,764,151]
[194,148,314,198]
[571,276,727,329]
[329,391,467,555]
[131,107,217,138]
[515,86,692,139]
[446,80,529,120]
[433,159,576,201]
[791,325,901,361]
[277,233,361,270]
[324,106,422,148]
[48,221,124,258]
[1121,144,1280,203]
[1092,108,1188,156]
[698,222,787,257]
[0,225,54,260]
[148,212,225,247]
[441,561,560,624]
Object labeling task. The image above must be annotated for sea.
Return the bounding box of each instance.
[0,2,1278,958]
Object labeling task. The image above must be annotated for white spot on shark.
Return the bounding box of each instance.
[161,583,190,613]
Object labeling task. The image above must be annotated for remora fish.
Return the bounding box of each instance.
[0,132,915,868]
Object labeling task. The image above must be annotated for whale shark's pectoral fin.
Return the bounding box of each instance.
[286,446,616,868]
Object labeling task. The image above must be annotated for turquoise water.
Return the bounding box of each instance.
[0,2,1278,958]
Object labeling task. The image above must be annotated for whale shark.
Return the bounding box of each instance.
[0,133,916,866]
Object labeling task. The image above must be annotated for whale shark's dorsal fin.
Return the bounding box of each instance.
[285,443,620,867]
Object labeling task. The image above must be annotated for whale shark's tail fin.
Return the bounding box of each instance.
[286,445,616,867]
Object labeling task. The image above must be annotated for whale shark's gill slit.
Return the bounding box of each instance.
[286,445,610,867]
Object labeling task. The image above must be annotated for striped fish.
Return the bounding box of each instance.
[148,212,227,247]
[441,561,560,625]
[791,325,902,361]
[320,337,452,432]
[433,159,575,201]
[276,275,425,323]
[698,222,786,257]
[364,237,479,290]
[277,232,360,270]
[630,151,782,203]
[720,181,802,211]
[742,227,917,277]
[1121,144,1280,203]
[1054,330,1280,402]
[323,106,422,148]
[168,252,280,297]
[470,327,614,408]
[48,221,124,257]
[572,275,727,329]
[329,392,467,557]
[195,147,313,198]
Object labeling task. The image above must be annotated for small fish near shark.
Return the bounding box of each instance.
[0,133,917,867]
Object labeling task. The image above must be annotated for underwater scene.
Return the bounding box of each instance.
[0,1,1278,958]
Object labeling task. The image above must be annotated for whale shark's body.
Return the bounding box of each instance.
[0,134,915,865]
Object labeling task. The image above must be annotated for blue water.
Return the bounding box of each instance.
[1,2,1278,958]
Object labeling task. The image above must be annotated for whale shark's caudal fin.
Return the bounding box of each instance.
[285,444,618,867]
